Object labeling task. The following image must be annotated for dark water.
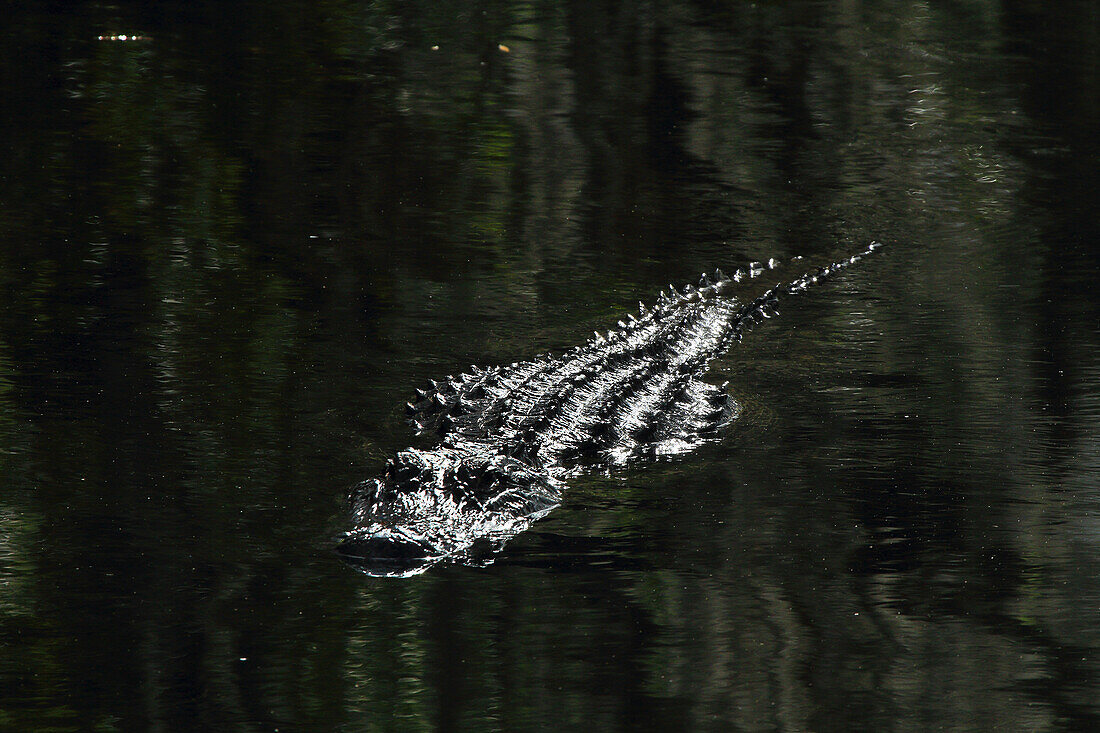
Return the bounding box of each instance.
[1,1,1098,730]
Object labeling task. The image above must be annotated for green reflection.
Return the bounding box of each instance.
[0,0,1097,730]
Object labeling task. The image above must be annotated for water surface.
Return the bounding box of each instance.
[1,1,1098,730]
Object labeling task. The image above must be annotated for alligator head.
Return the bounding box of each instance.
[337,443,562,577]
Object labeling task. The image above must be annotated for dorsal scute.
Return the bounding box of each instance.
[408,360,525,439]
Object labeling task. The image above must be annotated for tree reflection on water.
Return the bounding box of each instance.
[0,0,1098,730]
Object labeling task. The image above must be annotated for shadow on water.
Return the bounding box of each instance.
[0,0,1098,730]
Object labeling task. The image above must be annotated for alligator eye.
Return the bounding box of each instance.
[479,467,500,486]
[391,461,420,484]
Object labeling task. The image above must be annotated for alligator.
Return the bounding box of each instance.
[338,243,881,577]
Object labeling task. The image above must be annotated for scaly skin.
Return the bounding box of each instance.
[339,243,881,576]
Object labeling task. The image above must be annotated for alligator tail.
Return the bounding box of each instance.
[723,241,883,345]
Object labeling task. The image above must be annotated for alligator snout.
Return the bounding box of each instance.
[336,528,438,577]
